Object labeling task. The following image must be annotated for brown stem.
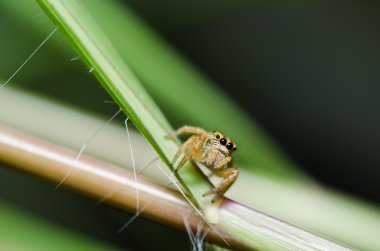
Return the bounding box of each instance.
[0,124,353,250]
[0,124,242,249]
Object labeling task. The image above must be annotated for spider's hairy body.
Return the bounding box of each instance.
[166,125,239,200]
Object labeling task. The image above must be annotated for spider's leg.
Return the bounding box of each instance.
[176,150,194,171]
[202,167,239,199]
[175,134,209,172]
[166,125,207,138]
[172,136,198,170]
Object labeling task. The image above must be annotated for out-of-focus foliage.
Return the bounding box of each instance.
[0,200,121,251]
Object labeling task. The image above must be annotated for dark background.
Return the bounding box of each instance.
[124,0,380,203]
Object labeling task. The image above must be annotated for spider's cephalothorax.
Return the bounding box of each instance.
[166,125,239,199]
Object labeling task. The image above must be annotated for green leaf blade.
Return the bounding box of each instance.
[36,0,213,208]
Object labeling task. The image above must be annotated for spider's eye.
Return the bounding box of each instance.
[226,143,233,150]
[220,138,227,145]
[233,146,237,151]
[215,135,220,139]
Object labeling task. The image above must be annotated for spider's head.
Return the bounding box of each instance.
[211,131,237,154]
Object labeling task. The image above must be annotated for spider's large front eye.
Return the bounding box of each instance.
[220,138,227,145]
[226,143,233,150]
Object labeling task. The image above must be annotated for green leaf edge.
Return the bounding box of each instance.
[35,0,212,208]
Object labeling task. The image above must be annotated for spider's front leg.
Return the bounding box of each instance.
[171,136,198,172]
[166,126,207,172]
[203,167,239,202]
[165,125,207,139]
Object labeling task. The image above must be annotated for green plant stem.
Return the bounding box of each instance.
[35,0,212,210]
[1,0,306,180]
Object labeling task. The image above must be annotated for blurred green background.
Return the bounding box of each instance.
[125,0,380,202]
[0,0,379,250]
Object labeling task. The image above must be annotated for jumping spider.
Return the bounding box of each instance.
[166,125,238,200]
